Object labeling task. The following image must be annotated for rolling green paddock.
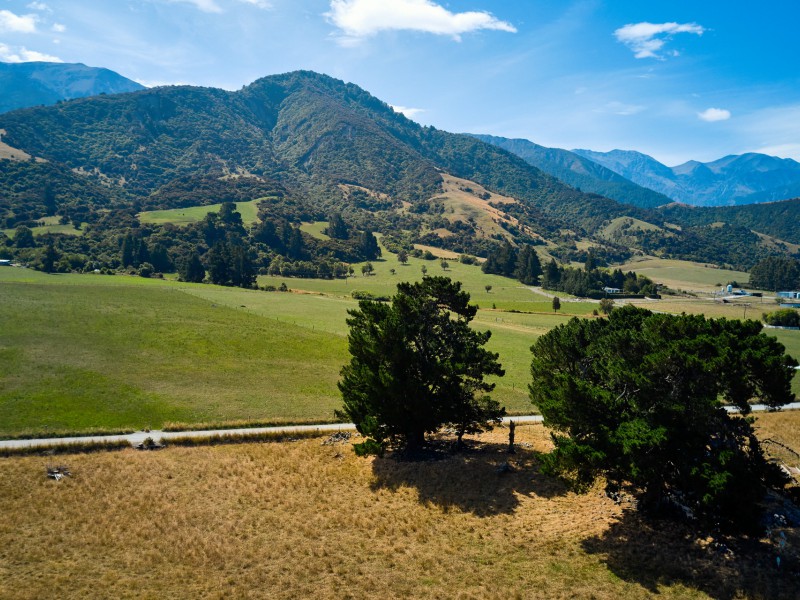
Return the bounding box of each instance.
[2,261,796,436]
[138,198,263,226]
[0,272,348,436]
[617,258,750,290]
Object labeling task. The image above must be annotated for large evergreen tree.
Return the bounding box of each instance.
[338,276,505,455]
[515,245,542,285]
[530,306,797,530]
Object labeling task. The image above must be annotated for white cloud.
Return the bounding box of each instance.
[0,9,38,33]
[614,21,705,59]
[166,0,223,13]
[236,0,272,8]
[52,22,66,33]
[391,105,425,119]
[325,0,516,45]
[27,2,51,12]
[0,42,62,63]
[698,107,731,122]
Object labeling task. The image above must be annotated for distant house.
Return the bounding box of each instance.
[603,287,621,294]
[778,291,800,299]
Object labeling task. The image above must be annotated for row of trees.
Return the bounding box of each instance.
[750,256,800,291]
[481,241,543,285]
[338,280,798,531]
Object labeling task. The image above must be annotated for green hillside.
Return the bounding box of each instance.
[0,69,798,275]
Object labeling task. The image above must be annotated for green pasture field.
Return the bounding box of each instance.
[0,271,348,436]
[263,248,583,311]
[2,216,84,238]
[138,198,263,226]
[2,250,796,436]
[299,220,331,240]
[0,267,559,436]
[617,257,750,292]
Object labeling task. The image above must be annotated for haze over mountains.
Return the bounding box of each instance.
[0,62,145,114]
[573,148,800,207]
[476,134,800,208]
[472,135,672,209]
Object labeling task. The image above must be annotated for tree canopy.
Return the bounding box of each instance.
[530,306,798,530]
[338,276,505,455]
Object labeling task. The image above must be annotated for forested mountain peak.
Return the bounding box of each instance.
[1,69,799,273]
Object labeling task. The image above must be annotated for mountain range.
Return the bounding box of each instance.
[471,135,672,209]
[3,60,799,210]
[0,61,145,114]
[0,69,799,270]
[572,148,800,207]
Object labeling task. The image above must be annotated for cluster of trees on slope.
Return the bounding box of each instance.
[339,282,798,532]
[1,200,384,286]
[0,159,130,229]
[480,241,656,297]
[636,222,792,271]
[749,256,800,291]
[661,199,800,246]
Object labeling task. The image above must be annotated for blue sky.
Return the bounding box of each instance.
[1,0,799,165]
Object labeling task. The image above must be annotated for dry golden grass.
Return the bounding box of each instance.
[1,423,798,599]
[0,129,33,161]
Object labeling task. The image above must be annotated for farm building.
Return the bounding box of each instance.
[778,291,800,299]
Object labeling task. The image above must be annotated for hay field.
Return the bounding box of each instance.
[1,419,798,599]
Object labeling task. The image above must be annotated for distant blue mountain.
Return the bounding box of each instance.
[0,61,145,114]
[472,134,672,209]
[573,148,800,207]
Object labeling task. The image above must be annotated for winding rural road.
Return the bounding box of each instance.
[2,408,799,451]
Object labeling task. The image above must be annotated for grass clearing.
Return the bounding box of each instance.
[0,421,797,598]
[138,198,263,226]
[299,220,331,240]
[616,257,750,292]
[2,216,84,238]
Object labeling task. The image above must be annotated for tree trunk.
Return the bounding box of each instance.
[404,429,425,456]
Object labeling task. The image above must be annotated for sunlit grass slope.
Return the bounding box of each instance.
[0,273,347,435]
[138,198,263,226]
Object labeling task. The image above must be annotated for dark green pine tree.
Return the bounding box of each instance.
[542,259,561,288]
[357,230,381,261]
[327,212,350,240]
[41,239,60,273]
[207,242,231,286]
[481,241,518,277]
[180,252,206,283]
[515,245,542,285]
[228,244,256,288]
[120,234,135,267]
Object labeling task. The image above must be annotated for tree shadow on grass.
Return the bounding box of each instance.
[370,440,569,516]
[581,507,800,600]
